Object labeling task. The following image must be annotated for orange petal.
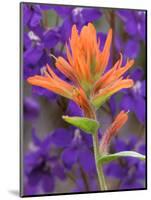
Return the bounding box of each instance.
[96,29,112,74]
[27,65,75,99]
[55,57,80,85]
[92,78,134,108]
[99,110,128,153]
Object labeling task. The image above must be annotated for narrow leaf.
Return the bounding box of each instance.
[98,151,145,164]
[62,116,100,134]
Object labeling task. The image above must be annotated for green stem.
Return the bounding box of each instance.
[92,132,107,190]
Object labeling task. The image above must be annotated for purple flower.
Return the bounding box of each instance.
[51,128,73,148]
[65,100,83,117]
[23,4,61,78]
[117,10,146,41]
[23,4,42,28]
[40,5,73,17]
[58,7,102,42]
[24,129,66,195]
[104,135,146,190]
[42,29,60,49]
[124,39,140,59]
[115,34,140,60]
[51,128,94,173]
[24,43,44,66]
[120,67,146,124]
[61,130,95,173]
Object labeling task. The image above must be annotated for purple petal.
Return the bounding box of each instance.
[51,128,73,148]
[23,4,32,26]
[140,80,146,97]
[125,20,137,36]
[29,5,42,28]
[32,128,41,146]
[78,148,96,173]
[81,8,102,22]
[81,132,93,147]
[138,143,146,155]
[65,100,83,117]
[116,10,133,22]
[30,12,42,28]
[52,164,66,180]
[51,5,73,17]
[133,96,145,124]
[61,147,78,169]
[105,161,126,178]
[43,29,60,48]
[112,138,127,152]
[41,134,52,151]
[130,67,144,81]
[59,18,73,42]
[28,170,42,186]
[124,39,140,59]
[120,94,134,112]
[24,44,44,66]
[109,95,116,116]
[24,33,32,49]
[41,174,55,192]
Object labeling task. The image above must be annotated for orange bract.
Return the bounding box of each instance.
[99,110,128,153]
[91,53,134,108]
[55,23,112,91]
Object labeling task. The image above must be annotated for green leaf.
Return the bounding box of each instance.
[62,116,100,134]
[98,151,145,164]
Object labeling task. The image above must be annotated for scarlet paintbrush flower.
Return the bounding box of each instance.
[55,23,134,107]
[99,110,128,154]
[27,22,134,117]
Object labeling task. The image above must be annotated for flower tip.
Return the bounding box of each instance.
[27,77,32,84]
[130,79,134,87]
[108,28,113,37]
[88,22,95,29]
[72,24,78,32]
[49,53,57,60]
[62,115,67,119]
[130,59,135,66]
[119,52,123,58]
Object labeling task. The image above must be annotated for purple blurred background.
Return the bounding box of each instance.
[21,3,146,196]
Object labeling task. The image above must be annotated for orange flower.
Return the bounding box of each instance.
[27,22,134,117]
[27,64,95,118]
[54,23,134,107]
[99,110,128,154]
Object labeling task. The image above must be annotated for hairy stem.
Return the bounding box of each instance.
[85,103,107,190]
[92,132,107,190]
